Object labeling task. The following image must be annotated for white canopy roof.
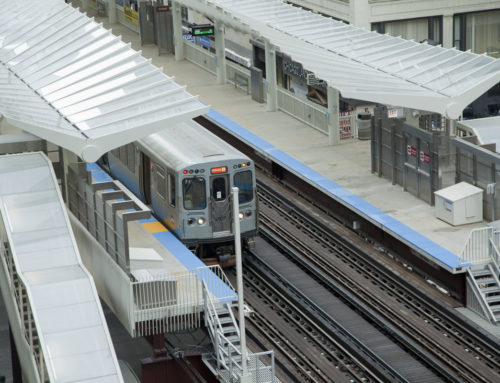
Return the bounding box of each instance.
[0,0,208,162]
[181,0,500,119]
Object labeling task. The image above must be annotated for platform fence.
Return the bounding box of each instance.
[460,227,494,265]
[132,265,237,336]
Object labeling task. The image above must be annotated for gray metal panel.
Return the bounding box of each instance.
[0,152,122,382]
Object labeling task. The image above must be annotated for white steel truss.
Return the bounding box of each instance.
[0,0,208,161]
[179,0,500,119]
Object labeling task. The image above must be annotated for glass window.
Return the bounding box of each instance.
[212,177,227,201]
[384,18,429,42]
[183,177,207,210]
[168,173,176,207]
[234,170,253,204]
[156,166,166,199]
[466,10,500,58]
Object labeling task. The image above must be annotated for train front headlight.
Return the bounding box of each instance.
[197,217,205,225]
[238,212,244,220]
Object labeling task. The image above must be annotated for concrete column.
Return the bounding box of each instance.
[349,0,370,30]
[108,0,117,24]
[81,0,90,11]
[172,1,184,61]
[265,39,277,112]
[215,20,227,85]
[442,14,454,48]
[327,86,340,145]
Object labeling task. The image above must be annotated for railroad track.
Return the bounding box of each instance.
[229,261,408,383]
[255,176,500,383]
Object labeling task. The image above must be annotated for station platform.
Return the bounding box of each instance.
[92,16,486,263]
[86,163,236,304]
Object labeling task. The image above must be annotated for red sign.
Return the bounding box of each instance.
[156,5,170,12]
[410,146,417,157]
[420,151,430,164]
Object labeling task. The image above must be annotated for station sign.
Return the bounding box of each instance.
[191,24,215,37]
[387,108,403,118]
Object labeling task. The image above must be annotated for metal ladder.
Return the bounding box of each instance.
[202,282,276,383]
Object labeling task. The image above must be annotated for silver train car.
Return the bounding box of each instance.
[105,120,258,266]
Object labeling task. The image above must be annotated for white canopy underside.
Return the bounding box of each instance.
[180,0,500,119]
[0,0,208,161]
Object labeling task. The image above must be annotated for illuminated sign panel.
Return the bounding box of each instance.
[210,166,227,174]
[191,24,215,36]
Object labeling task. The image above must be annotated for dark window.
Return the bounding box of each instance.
[183,177,206,210]
[212,177,227,201]
[234,171,253,204]
[168,173,176,207]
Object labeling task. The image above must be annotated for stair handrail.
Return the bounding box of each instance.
[202,280,223,368]
[466,268,497,323]
[489,236,500,275]
[460,227,492,265]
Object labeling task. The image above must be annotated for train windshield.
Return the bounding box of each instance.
[183,177,207,210]
[234,170,253,203]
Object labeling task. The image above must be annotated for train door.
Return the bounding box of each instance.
[140,152,151,204]
[210,174,231,234]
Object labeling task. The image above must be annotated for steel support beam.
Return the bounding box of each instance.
[108,0,117,24]
[215,20,227,85]
[265,39,277,112]
[172,1,184,61]
[327,86,340,145]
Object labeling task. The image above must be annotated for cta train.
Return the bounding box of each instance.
[105,119,258,266]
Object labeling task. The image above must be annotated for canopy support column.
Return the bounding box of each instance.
[108,0,117,24]
[172,1,184,61]
[81,0,90,11]
[328,86,340,145]
[265,39,277,112]
[215,20,227,85]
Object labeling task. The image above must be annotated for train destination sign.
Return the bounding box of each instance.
[191,24,215,36]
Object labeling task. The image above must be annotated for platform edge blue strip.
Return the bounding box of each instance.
[206,109,464,271]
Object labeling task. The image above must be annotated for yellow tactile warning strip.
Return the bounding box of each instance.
[142,221,167,233]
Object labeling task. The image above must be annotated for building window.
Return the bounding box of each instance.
[372,17,442,45]
[466,10,500,58]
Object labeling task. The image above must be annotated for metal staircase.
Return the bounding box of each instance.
[201,281,276,383]
[461,227,500,323]
[467,264,500,323]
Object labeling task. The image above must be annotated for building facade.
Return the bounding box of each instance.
[287,0,500,57]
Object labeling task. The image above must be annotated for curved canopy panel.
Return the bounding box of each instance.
[181,0,500,119]
[0,0,209,162]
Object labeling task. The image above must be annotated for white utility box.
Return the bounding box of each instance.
[434,182,483,226]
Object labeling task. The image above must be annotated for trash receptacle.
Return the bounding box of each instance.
[357,112,371,140]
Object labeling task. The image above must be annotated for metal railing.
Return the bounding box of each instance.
[0,241,48,382]
[459,227,493,265]
[277,88,328,134]
[202,280,275,383]
[132,265,237,337]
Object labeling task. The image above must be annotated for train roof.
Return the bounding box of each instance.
[138,119,248,171]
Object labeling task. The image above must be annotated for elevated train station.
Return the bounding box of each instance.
[2,0,500,382]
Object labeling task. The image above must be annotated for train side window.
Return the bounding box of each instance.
[156,165,166,199]
[234,170,253,203]
[168,173,175,207]
[183,177,206,210]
